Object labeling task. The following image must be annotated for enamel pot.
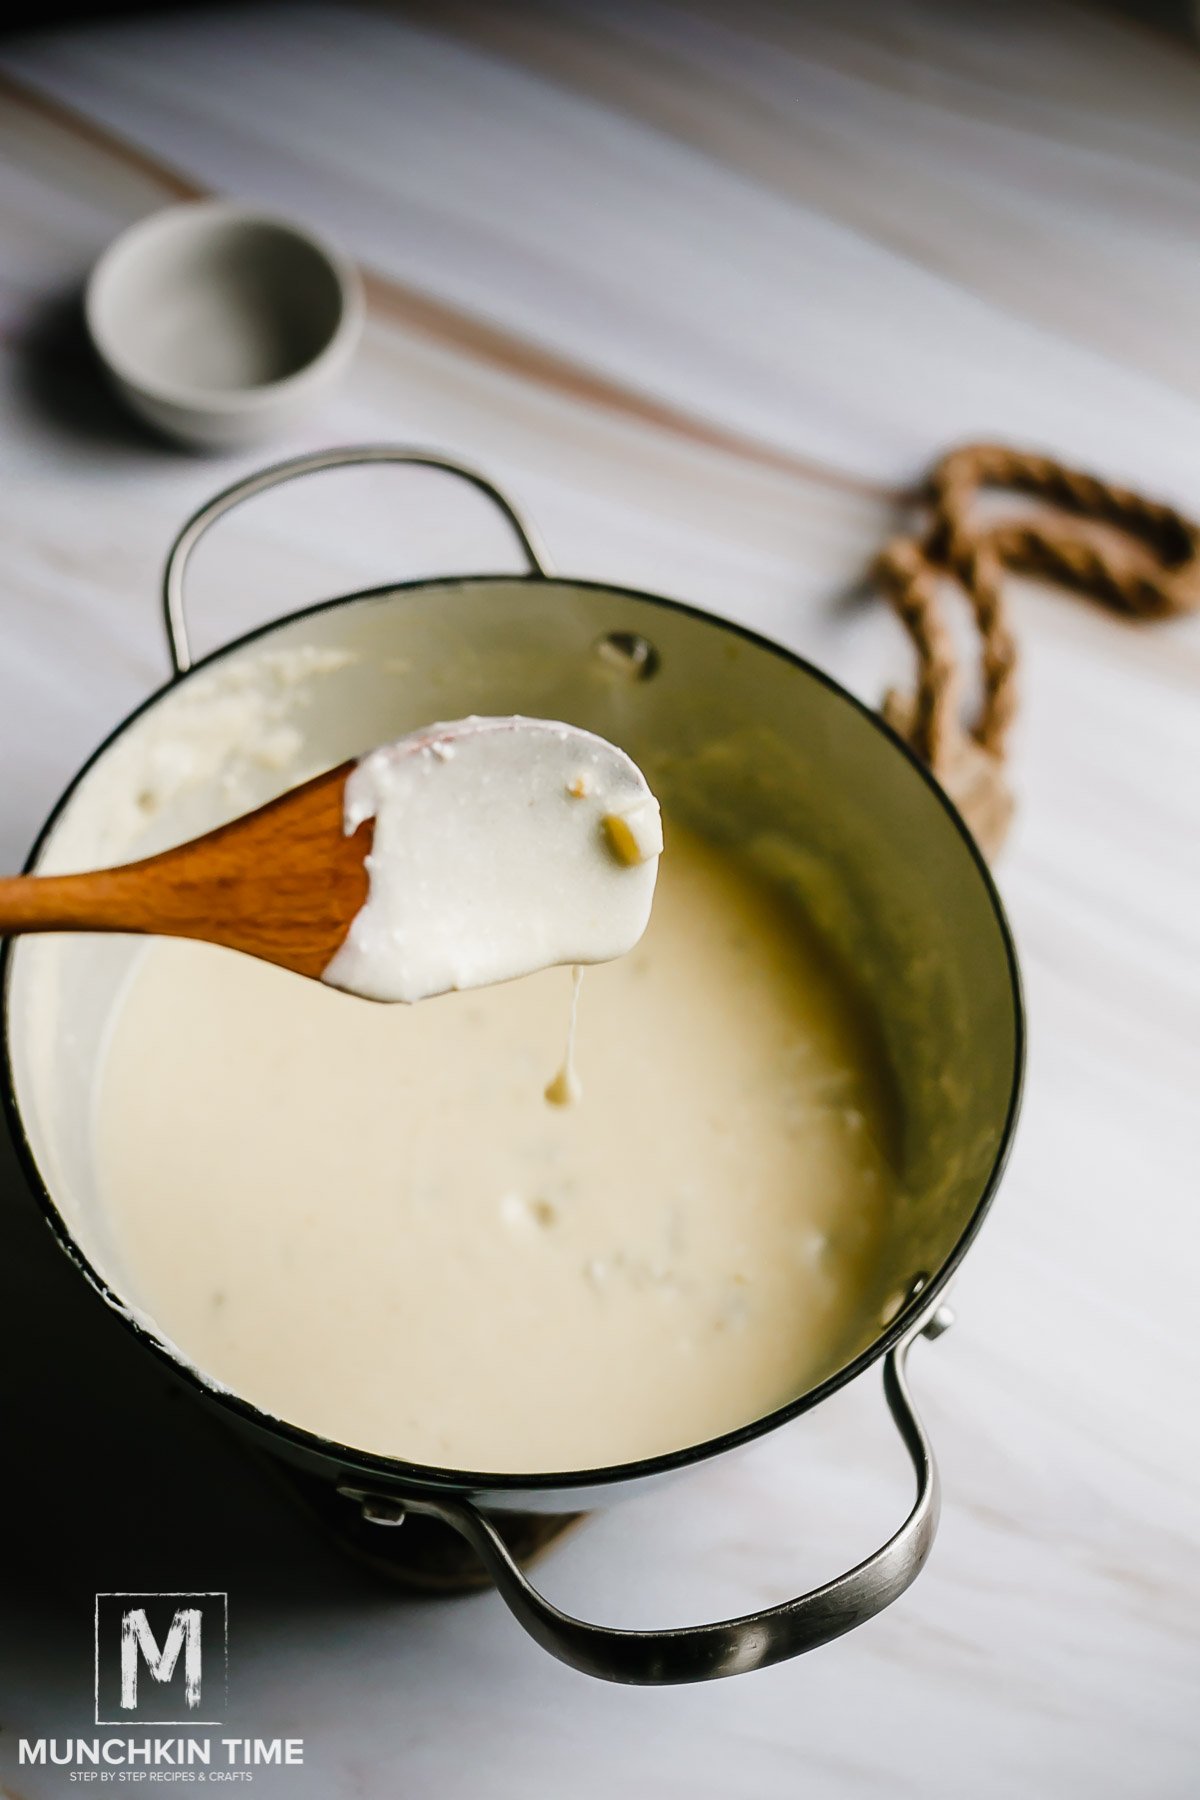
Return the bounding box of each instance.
[1,449,1023,1684]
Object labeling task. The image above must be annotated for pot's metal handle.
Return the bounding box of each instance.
[346,1296,952,1685]
[161,446,551,677]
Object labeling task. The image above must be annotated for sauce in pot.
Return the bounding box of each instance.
[94,819,897,1472]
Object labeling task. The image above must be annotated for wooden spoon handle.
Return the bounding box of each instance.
[0,761,368,981]
[0,869,154,937]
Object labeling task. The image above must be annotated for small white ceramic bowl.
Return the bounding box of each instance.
[85,202,364,450]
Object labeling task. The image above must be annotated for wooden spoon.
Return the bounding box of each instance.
[0,761,369,981]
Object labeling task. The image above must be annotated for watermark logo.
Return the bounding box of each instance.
[94,1593,228,1725]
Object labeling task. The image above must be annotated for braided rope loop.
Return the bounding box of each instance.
[877,443,1199,855]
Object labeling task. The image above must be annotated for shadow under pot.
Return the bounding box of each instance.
[0,449,1023,1685]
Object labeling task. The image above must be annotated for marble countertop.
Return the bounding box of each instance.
[0,4,1196,1796]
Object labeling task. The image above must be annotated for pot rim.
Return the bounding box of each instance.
[0,571,1025,1495]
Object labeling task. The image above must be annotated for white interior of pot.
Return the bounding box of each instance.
[5,578,1019,1440]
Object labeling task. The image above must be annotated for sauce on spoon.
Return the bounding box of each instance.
[322,716,663,1005]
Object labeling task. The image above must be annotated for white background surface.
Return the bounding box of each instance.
[0,4,1197,1795]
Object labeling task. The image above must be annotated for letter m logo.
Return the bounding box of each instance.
[121,1606,201,1709]
[95,1593,227,1724]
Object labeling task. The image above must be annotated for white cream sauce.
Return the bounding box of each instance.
[94,821,896,1473]
[322,717,662,1003]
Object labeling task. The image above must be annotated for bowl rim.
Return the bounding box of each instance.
[84,199,364,414]
[0,571,1025,1496]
